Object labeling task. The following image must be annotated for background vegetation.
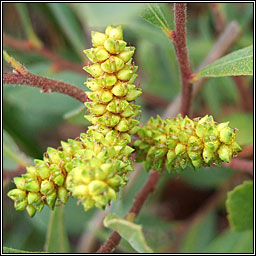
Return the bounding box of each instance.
[3,3,253,253]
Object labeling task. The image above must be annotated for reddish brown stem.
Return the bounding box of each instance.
[3,33,84,74]
[3,73,88,103]
[225,158,253,175]
[97,171,161,253]
[172,3,193,117]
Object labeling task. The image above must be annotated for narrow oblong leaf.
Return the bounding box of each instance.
[104,213,153,253]
[141,4,171,35]
[226,181,253,231]
[45,205,70,253]
[195,45,253,79]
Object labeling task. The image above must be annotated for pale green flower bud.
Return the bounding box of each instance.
[37,165,50,179]
[13,177,26,190]
[85,79,101,91]
[101,91,113,103]
[231,141,242,153]
[117,47,135,63]
[105,25,123,40]
[101,56,124,73]
[125,86,142,101]
[175,143,186,156]
[47,147,62,164]
[85,102,107,115]
[101,74,117,87]
[112,81,127,97]
[107,187,117,201]
[58,187,68,203]
[115,118,129,132]
[217,122,229,132]
[26,205,36,218]
[117,66,138,81]
[27,192,41,205]
[104,38,126,54]
[91,31,108,47]
[83,63,104,77]
[7,189,26,201]
[15,199,28,211]
[26,165,37,175]
[219,126,235,144]
[25,179,40,193]
[54,174,65,186]
[40,180,55,195]
[121,105,135,118]
[107,99,129,114]
[203,148,215,164]
[98,113,120,127]
[84,47,110,63]
[88,180,107,195]
[218,144,232,163]
[46,191,57,210]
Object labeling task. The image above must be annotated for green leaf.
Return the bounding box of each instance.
[45,205,70,253]
[47,3,85,58]
[3,129,31,169]
[203,229,253,253]
[226,181,253,231]
[3,246,44,253]
[221,112,253,146]
[195,45,253,79]
[103,213,153,253]
[141,4,171,35]
[179,212,217,253]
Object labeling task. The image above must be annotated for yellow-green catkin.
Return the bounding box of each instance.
[134,114,241,172]
[7,25,141,216]
[67,25,141,211]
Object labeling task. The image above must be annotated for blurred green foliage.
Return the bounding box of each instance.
[3,2,253,253]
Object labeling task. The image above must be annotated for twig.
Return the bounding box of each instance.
[172,3,193,116]
[209,3,226,34]
[97,171,161,253]
[225,158,253,175]
[164,21,241,118]
[3,33,83,74]
[3,73,88,103]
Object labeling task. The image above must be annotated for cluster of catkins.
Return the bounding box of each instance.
[134,115,241,172]
[7,25,141,217]
[7,25,242,218]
